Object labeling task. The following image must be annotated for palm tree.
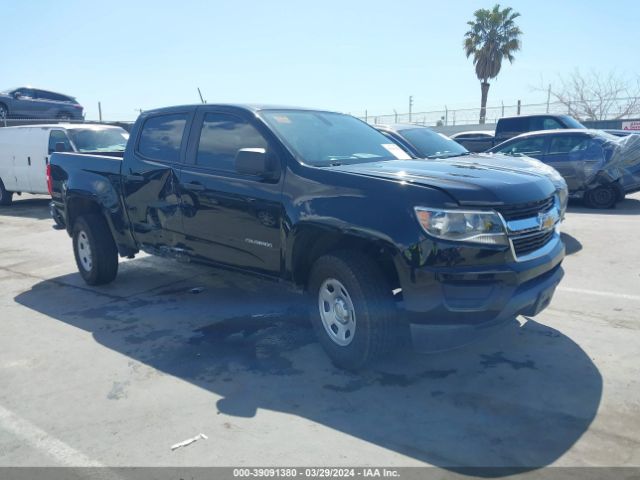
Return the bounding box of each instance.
[464,4,522,124]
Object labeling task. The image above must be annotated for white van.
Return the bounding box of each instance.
[0,124,128,205]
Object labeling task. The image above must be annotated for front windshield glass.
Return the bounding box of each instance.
[401,128,469,158]
[260,111,410,166]
[560,115,586,129]
[67,128,129,152]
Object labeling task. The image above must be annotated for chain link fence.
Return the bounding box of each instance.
[359,98,640,127]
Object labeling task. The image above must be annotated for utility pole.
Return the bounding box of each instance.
[98,102,103,122]
[546,84,551,113]
[408,96,414,123]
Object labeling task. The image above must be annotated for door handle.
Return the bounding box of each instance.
[184,182,205,191]
[27,156,31,166]
[126,174,145,182]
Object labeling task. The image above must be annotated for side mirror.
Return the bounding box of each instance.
[55,142,67,152]
[13,92,22,99]
[235,148,276,178]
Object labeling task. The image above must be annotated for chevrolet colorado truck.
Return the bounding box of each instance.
[49,104,565,369]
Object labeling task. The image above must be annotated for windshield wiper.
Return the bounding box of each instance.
[426,151,472,159]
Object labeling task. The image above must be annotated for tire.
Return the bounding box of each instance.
[58,112,72,121]
[0,178,13,206]
[308,251,401,370]
[584,185,617,209]
[0,104,7,120]
[72,214,119,285]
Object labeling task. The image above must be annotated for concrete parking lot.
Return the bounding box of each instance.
[0,194,639,474]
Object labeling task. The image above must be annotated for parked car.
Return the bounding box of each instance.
[488,129,640,209]
[0,87,84,120]
[449,130,495,152]
[50,104,565,370]
[376,124,568,218]
[0,124,128,210]
[602,129,640,137]
[454,114,585,152]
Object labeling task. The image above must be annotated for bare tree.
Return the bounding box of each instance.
[548,70,640,121]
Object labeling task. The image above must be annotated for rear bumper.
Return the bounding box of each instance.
[397,234,565,327]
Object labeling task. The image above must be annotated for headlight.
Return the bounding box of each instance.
[556,188,568,219]
[414,208,508,245]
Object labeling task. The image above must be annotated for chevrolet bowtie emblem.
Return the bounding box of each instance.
[538,210,558,230]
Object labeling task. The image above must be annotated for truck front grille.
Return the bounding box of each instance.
[495,196,555,221]
[511,229,555,257]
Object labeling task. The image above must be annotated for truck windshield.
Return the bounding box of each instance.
[67,128,129,152]
[260,111,410,166]
[400,128,470,158]
[559,115,586,129]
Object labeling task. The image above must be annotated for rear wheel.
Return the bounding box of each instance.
[308,251,402,370]
[0,179,13,206]
[73,214,119,285]
[584,185,617,209]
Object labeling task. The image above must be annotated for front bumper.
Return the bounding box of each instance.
[396,233,565,327]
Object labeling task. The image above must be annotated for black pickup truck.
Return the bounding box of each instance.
[49,104,565,369]
[454,114,586,152]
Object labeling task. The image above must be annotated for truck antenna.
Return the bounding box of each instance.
[197,88,206,104]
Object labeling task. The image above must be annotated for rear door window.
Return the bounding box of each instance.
[548,135,590,155]
[15,88,36,99]
[137,113,188,163]
[37,91,69,102]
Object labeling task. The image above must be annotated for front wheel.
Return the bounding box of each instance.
[584,185,617,209]
[308,251,401,370]
[73,214,119,285]
[0,178,13,206]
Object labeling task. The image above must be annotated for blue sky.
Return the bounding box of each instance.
[2,0,638,120]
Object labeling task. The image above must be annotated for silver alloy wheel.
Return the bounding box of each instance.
[318,278,356,346]
[76,231,93,272]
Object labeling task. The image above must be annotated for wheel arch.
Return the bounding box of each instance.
[65,195,102,235]
[289,224,401,292]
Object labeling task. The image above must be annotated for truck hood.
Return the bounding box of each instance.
[329,158,556,205]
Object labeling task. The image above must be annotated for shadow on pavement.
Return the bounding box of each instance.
[15,260,602,475]
[560,232,582,256]
[567,196,640,215]
[0,197,52,221]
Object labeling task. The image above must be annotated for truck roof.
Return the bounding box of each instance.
[140,104,340,116]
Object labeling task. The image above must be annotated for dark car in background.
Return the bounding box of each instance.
[453,114,585,152]
[449,130,495,152]
[0,87,84,120]
[603,129,640,138]
[488,129,640,209]
[376,123,568,217]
